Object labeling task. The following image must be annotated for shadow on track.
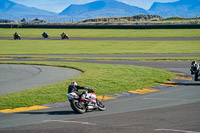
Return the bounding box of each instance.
[157,82,200,86]
[174,82,200,86]
[17,110,75,115]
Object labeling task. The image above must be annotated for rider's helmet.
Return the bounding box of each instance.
[191,61,197,65]
[71,81,77,86]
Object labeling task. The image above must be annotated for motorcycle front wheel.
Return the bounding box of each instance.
[96,99,106,111]
[70,100,86,114]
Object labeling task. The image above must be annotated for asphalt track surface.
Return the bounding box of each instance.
[0,37,200,132]
[0,64,82,95]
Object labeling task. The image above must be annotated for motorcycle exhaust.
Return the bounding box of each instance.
[87,105,94,110]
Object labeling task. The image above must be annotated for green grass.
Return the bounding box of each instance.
[0,61,175,110]
[0,40,200,54]
[1,28,200,38]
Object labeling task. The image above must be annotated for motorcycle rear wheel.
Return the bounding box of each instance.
[70,100,86,114]
[195,73,199,81]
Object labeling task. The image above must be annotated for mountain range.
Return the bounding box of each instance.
[149,0,200,18]
[0,0,57,20]
[0,0,200,22]
[60,0,148,18]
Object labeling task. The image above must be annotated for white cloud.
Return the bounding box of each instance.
[10,0,179,13]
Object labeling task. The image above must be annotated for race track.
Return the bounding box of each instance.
[0,37,200,132]
[0,58,200,133]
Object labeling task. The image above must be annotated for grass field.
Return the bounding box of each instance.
[0,40,200,54]
[0,28,200,38]
[0,61,175,110]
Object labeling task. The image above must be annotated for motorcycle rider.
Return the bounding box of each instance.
[68,82,94,101]
[14,32,19,37]
[42,32,48,38]
[61,32,69,39]
[61,32,66,37]
[13,32,21,40]
[190,61,199,75]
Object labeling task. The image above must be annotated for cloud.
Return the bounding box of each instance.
[10,0,179,13]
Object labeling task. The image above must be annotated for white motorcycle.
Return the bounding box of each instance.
[190,61,200,81]
[66,91,106,114]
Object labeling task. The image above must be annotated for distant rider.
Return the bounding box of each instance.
[190,61,199,75]
[14,32,19,37]
[61,32,66,37]
[13,32,20,40]
[61,32,69,39]
[68,82,94,101]
[42,32,48,38]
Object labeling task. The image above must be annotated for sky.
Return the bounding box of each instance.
[10,0,179,13]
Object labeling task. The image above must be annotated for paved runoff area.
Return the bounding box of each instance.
[0,64,82,95]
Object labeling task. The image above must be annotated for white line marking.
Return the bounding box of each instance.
[43,120,96,125]
[155,129,200,133]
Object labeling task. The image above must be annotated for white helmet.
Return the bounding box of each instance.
[71,81,77,86]
[191,61,197,65]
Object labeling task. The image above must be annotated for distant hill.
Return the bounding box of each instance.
[59,0,148,19]
[1,0,200,22]
[149,0,200,18]
[0,0,57,20]
[59,0,200,20]
[81,15,163,23]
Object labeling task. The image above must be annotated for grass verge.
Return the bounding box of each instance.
[1,28,200,38]
[0,40,200,54]
[0,61,175,110]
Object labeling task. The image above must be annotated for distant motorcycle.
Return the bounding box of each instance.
[14,34,21,40]
[61,34,69,40]
[190,61,200,81]
[66,91,106,114]
[42,32,49,39]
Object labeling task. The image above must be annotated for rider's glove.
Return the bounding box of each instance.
[88,88,94,93]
